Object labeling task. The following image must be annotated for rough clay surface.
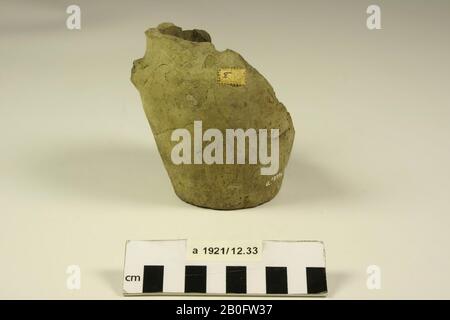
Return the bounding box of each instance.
[131,23,295,209]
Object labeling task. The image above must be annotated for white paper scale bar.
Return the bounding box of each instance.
[123,240,327,296]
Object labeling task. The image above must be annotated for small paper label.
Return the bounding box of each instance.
[186,239,262,262]
[217,68,246,86]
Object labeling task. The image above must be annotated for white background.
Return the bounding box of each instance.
[1,0,449,298]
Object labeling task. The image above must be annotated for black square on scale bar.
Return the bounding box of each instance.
[185,265,207,293]
[265,266,288,294]
[226,266,247,294]
[306,267,327,294]
[142,265,164,293]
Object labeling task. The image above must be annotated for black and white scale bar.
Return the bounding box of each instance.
[142,265,326,294]
[124,240,327,296]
